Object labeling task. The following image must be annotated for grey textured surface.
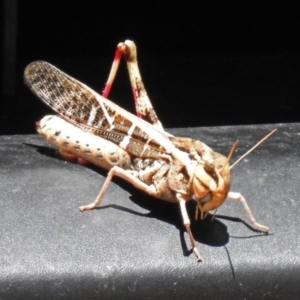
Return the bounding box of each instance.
[0,123,299,299]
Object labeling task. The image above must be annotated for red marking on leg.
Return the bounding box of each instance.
[76,157,90,166]
[59,150,90,166]
[102,48,123,98]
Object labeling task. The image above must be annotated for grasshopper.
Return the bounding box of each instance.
[24,40,275,262]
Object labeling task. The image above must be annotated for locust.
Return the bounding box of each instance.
[24,40,275,262]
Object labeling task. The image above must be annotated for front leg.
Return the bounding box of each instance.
[178,196,203,262]
[79,166,163,211]
[79,165,203,262]
[227,191,269,233]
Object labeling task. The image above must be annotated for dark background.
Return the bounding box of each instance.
[1,1,300,134]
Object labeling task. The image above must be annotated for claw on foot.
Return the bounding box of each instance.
[254,223,269,234]
[79,203,96,212]
[193,247,203,263]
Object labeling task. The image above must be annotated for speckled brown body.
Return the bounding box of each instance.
[36,114,180,202]
[26,40,271,262]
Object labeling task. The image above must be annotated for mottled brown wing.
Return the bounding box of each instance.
[24,61,116,130]
[24,61,171,159]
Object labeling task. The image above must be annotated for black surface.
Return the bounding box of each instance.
[2,50,300,135]
[1,123,299,299]
[1,2,300,134]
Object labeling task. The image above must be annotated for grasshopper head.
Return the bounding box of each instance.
[191,130,276,219]
[192,152,231,215]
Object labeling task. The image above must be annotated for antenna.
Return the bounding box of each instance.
[230,129,277,170]
[220,140,239,171]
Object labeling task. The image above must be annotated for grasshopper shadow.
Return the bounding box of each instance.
[98,179,269,256]
[26,143,263,255]
[25,143,67,162]
[25,143,113,176]
[99,180,230,250]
